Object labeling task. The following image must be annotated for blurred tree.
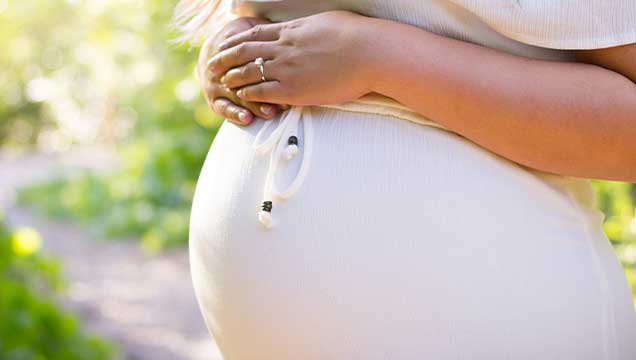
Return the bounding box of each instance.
[3,0,222,249]
[1,0,221,149]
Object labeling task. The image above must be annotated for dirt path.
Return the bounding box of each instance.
[0,148,221,360]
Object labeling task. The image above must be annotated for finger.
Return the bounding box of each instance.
[242,102,279,120]
[199,18,266,83]
[222,17,269,39]
[206,80,277,120]
[212,98,253,125]
[236,81,286,104]
[218,23,282,51]
[220,60,277,89]
[208,42,277,76]
[198,36,216,83]
[217,83,278,119]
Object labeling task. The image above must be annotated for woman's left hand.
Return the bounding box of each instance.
[207,10,376,106]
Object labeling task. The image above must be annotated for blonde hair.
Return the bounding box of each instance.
[173,0,235,44]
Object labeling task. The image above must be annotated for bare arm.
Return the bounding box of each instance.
[365,18,636,181]
[208,11,636,181]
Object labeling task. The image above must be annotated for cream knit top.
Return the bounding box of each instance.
[212,0,636,211]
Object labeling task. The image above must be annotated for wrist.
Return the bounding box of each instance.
[350,16,399,95]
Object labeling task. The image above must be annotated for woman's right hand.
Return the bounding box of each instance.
[198,17,281,126]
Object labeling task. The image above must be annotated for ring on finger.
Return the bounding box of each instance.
[255,57,266,81]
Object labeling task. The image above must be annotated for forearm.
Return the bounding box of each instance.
[364,18,636,181]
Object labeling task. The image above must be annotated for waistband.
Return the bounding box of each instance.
[253,94,446,229]
[252,95,598,229]
[320,93,446,131]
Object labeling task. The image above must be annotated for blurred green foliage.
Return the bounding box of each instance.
[3,0,223,250]
[0,214,116,359]
[593,181,636,301]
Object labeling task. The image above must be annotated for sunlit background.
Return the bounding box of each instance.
[1,1,635,359]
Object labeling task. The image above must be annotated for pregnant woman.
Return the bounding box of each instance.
[177,1,636,358]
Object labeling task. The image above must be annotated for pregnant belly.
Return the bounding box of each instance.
[189,107,635,359]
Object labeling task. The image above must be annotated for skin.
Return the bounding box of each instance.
[204,10,636,181]
[198,16,283,125]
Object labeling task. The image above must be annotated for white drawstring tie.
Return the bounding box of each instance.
[252,106,314,229]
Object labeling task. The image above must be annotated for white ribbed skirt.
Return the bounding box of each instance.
[189,106,636,360]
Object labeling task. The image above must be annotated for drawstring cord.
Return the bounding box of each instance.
[252,106,314,229]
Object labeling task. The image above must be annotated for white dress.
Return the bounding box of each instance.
[189,1,636,359]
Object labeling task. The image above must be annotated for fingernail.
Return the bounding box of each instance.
[238,111,249,124]
[260,105,274,116]
[236,89,245,98]
[218,41,228,51]
[219,75,227,83]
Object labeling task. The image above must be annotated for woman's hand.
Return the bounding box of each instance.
[199,16,281,125]
[207,10,376,106]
